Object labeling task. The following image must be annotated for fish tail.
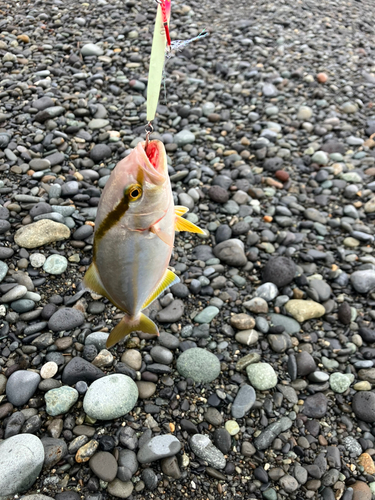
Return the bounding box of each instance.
[106,313,159,349]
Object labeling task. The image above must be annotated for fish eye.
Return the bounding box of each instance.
[127,184,142,201]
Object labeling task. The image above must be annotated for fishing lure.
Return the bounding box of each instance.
[147,0,171,123]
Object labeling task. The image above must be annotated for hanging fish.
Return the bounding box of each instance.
[83,140,204,348]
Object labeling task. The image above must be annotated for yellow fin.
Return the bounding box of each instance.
[106,313,159,349]
[150,225,174,247]
[175,215,205,234]
[175,205,189,216]
[83,263,108,298]
[142,269,180,310]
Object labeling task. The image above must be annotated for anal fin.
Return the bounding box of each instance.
[142,269,180,310]
[106,313,159,348]
[83,263,108,298]
[175,215,205,234]
[175,205,189,216]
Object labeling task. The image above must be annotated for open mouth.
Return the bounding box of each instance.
[145,140,160,169]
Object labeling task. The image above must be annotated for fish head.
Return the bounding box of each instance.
[95,139,171,232]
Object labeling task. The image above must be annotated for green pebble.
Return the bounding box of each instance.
[177,348,221,383]
[262,488,277,500]
[43,255,68,275]
[329,372,354,393]
[194,306,219,324]
[45,386,79,416]
[246,363,277,391]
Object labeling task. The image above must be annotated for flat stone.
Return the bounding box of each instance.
[81,43,104,56]
[137,435,181,463]
[48,308,85,332]
[107,479,134,498]
[194,306,220,323]
[0,434,44,496]
[352,392,375,422]
[350,270,375,294]
[232,384,256,418]
[285,300,325,322]
[14,220,70,248]
[254,417,293,450]
[83,374,138,420]
[89,451,118,482]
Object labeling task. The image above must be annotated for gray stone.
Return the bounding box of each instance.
[350,270,375,293]
[41,437,68,467]
[231,384,256,418]
[262,257,296,287]
[137,435,181,463]
[83,374,138,420]
[190,434,226,469]
[177,348,221,383]
[81,43,104,56]
[48,308,85,331]
[0,434,44,496]
[254,417,293,450]
[214,239,247,267]
[269,313,300,334]
[6,370,41,406]
[174,130,195,146]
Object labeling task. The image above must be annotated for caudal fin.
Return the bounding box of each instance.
[106,313,159,348]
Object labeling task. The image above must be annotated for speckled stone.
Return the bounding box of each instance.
[176,348,221,383]
[83,374,138,420]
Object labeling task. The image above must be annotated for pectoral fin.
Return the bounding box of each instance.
[150,225,174,247]
[106,313,159,349]
[83,263,108,298]
[175,215,205,234]
[175,205,189,216]
[142,269,180,310]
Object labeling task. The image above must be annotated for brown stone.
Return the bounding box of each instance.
[275,170,289,182]
[55,337,73,351]
[317,72,328,83]
[230,313,255,330]
[358,453,375,474]
[75,439,99,463]
[351,481,372,500]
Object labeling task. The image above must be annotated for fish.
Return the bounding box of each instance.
[83,139,204,348]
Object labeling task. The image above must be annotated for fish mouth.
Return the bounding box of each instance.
[137,139,167,184]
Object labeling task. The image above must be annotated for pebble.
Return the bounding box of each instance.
[137,435,181,463]
[176,348,221,383]
[45,387,79,415]
[0,434,45,496]
[352,392,375,422]
[83,374,138,420]
[232,384,256,418]
[190,434,226,469]
[48,308,85,332]
[14,220,70,248]
[285,300,325,322]
[89,451,118,482]
[246,363,277,390]
[43,254,68,274]
[6,370,41,406]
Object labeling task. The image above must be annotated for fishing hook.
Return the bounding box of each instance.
[145,121,154,150]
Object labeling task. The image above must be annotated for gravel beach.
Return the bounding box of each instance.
[1,0,375,499]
